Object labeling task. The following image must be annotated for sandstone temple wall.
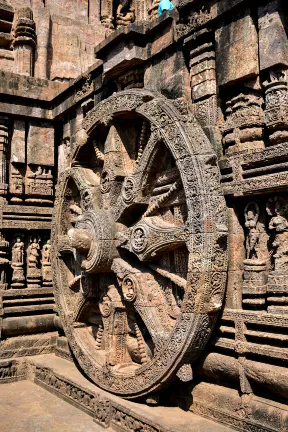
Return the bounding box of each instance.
[0,1,288,431]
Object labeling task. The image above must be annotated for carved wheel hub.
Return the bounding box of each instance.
[52,90,228,398]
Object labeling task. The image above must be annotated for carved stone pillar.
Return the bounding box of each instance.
[135,0,148,20]
[189,41,216,104]
[13,7,36,76]
[0,233,9,290]
[263,68,288,145]
[243,261,267,310]
[0,0,14,53]
[100,0,114,35]
[187,35,221,155]
[0,116,9,197]
[35,7,50,80]
[221,92,265,156]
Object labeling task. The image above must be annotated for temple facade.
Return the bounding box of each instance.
[0,1,288,431]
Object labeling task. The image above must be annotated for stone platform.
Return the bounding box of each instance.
[0,381,103,432]
[0,354,234,432]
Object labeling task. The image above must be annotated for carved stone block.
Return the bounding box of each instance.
[27,122,55,167]
[242,260,267,310]
[267,272,288,313]
[26,165,54,201]
[258,1,288,71]
[215,10,259,86]
[11,120,25,164]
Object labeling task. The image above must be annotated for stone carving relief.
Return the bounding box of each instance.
[267,196,288,313]
[0,233,53,290]
[51,89,228,399]
[100,0,137,34]
[116,0,135,27]
[267,197,288,272]
[26,165,54,202]
[42,240,52,287]
[0,233,9,290]
[240,196,288,312]
[10,164,24,201]
[11,236,25,288]
[58,137,71,177]
[243,202,267,310]
[26,236,41,288]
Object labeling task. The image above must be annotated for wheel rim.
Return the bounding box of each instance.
[51,90,228,398]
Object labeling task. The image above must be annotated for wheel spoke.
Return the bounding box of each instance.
[112,258,174,351]
[117,216,187,262]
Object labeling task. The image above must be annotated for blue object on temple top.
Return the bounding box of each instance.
[158,0,174,16]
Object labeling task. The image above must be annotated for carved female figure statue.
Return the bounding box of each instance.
[42,240,51,264]
[42,239,52,286]
[244,202,260,260]
[267,196,288,271]
[11,236,25,288]
[58,137,71,176]
[27,237,40,269]
[12,237,24,266]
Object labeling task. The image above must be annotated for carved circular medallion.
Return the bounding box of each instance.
[51,90,228,399]
[100,170,111,193]
[131,226,147,252]
[122,276,137,302]
[122,177,136,203]
[99,296,112,317]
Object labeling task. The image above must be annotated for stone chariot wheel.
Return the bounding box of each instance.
[51,90,228,399]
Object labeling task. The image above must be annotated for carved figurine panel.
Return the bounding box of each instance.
[51,89,228,398]
[0,232,52,290]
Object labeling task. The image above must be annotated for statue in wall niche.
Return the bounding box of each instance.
[42,240,51,264]
[27,237,40,269]
[0,232,9,290]
[58,137,71,177]
[243,203,267,310]
[116,0,135,27]
[12,237,24,266]
[267,197,288,271]
[42,240,52,287]
[26,237,42,288]
[266,196,288,313]
[11,236,25,288]
[245,202,260,260]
